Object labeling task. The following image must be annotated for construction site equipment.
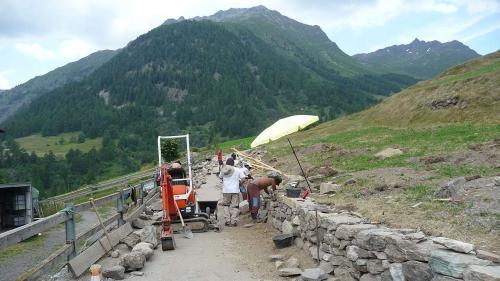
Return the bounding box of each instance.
[157,135,210,251]
[272,233,293,248]
[89,198,113,254]
[251,115,319,148]
[287,138,312,199]
[174,199,193,239]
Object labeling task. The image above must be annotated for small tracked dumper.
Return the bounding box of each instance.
[157,135,210,251]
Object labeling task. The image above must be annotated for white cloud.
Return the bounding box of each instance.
[461,21,500,42]
[59,39,94,59]
[15,42,57,60]
[15,39,94,61]
[0,71,12,89]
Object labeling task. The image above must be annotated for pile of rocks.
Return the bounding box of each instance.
[268,196,500,281]
[192,159,215,187]
[101,212,160,280]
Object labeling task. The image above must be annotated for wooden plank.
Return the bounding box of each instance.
[16,244,73,281]
[0,212,69,251]
[74,192,120,212]
[76,213,120,244]
[68,223,133,277]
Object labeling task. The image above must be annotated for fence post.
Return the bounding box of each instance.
[64,203,77,261]
[116,190,125,226]
[140,182,144,206]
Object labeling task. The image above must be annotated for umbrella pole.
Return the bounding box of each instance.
[287,138,312,198]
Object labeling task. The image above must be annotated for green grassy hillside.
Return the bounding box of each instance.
[15,132,102,158]
[258,52,500,251]
[347,51,500,127]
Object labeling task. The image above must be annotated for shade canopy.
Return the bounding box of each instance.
[251,115,319,148]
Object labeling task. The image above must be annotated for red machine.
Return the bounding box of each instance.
[158,135,210,251]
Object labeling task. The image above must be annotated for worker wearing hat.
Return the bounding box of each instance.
[246,174,282,223]
[219,158,245,226]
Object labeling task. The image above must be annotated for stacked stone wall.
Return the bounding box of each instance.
[267,196,500,281]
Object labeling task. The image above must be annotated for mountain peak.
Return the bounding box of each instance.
[410,38,422,45]
[353,38,480,79]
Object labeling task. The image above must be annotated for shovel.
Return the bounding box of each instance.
[173,200,193,239]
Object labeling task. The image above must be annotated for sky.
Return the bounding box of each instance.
[0,0,499,89]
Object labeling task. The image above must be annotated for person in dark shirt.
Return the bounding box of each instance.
[247,174,282,222]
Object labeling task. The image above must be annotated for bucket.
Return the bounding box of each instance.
[286,187,301,198]
[272,233,294,248]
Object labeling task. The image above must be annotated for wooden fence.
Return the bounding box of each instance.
[40,168,155,206]
[0,180,158,281]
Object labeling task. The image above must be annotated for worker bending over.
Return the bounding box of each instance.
[247,174,282,223]
[219,158,245,226]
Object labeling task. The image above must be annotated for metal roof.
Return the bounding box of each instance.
[0,182,32,190]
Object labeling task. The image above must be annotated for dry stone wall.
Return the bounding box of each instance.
[267,196,500,281]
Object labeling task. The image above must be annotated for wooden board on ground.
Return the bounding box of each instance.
[68,222,133,277]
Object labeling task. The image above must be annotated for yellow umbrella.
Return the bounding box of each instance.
[251,115,319,148]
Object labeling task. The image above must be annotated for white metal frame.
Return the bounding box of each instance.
[157,134,193,201]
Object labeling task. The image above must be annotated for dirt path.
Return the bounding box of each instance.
[87,161,314,281]
[128,160,315,280]
[126,217,313,281]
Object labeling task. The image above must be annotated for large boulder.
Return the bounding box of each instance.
[429,249,492,278]
[336,224,377,240]
[347,245,374,261]
[102,265,125,280]
[432,237,474,254]
[120,251,146,271]
[375,148,403,159]
[476,250,500,263]
[334,267,358,281]
[463,265,500,281]
[140,225,159,248]
[279,267,302,277]
[355,229,396,251]
[384,237,444,262]
[120,233,141,249]
[301,268,328,281]
[402,261,434,281]
[282,220,294,235]
[131,218,147,229]
[367,259,385,274]
[320,183,342,194]
[434,178,466,199]
[132,242,154,260]
[386,263,405,281]
[321,214,364,231]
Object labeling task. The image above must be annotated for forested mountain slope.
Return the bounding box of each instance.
[3,20,415,145]
[0,50,117,123]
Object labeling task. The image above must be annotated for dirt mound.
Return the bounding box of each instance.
[298,143,337,156]
[306,166,338,177]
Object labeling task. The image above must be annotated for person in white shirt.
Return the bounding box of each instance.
[219,158,244,226]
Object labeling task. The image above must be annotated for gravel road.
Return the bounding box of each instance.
[0,208,116,281]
